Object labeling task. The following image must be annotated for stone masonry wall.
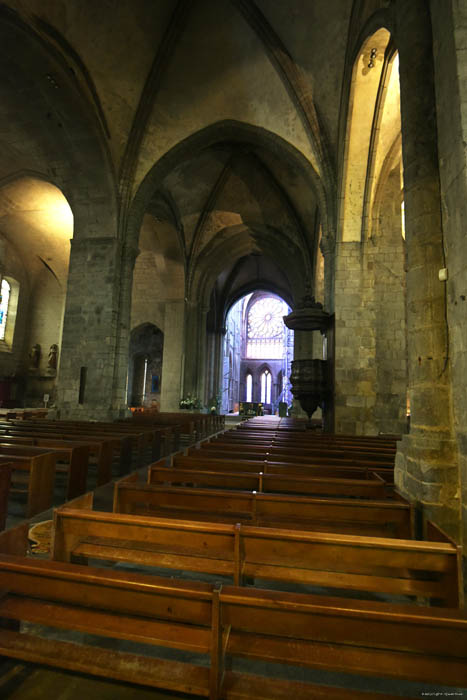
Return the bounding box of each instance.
[334,178,407,436]
[431,0,467,547]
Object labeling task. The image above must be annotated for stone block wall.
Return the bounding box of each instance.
[56,237,123,420]
[334,202,407,436]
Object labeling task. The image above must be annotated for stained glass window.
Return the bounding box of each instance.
[0,279,10,341]
[246,373,252,402]
[260,369,271,403]
[247,296,288,359]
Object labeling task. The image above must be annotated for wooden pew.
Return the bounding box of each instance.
[0,461,12,530]
[2,450,56,517]
[37,419,168,464]
[52,495,462,607]
[0,424,128,484]
[189,448,395,482]
[178,453,393,483]
[148,464,388,500]
[113,476,413,538]
[0,553,216,698]
[215,432,397,456]
[0,551,465,698]
[4,420,138,472]
[170,450,380,479]
[219,586,467,696]
[0,440,90,500]
[198,442,395,467]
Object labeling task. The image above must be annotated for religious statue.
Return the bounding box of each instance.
[48,344,58,371]
[29,344,41,369]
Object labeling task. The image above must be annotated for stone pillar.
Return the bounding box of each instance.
[430,0,467,550]
[111,243,139,413]
[334,241,377,434]
[183,300,209,405]
[55,237,125,420]
[205,327,225,409]
[160,300,185,411]
[321,236,335,313]
[394,0,459,537]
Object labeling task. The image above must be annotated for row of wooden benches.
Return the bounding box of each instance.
[48,489,462,607]
[0,413,223,527]
[0,496,465,698]
[0,419,465,697]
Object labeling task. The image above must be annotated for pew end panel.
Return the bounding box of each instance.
[424,520,464,607]
[52,492,95,563]
[25,453,57,518]
[0,522,29,555]
[147,458,168,484]
[112,471,144,514]
[0,461,12,530]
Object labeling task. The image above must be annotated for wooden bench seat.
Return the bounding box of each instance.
[148,463,388,499]
[0,553,216,698]
[51,494,462,606]
[114,475,413,538]
[219,586,467,693]
[0,550,465,698]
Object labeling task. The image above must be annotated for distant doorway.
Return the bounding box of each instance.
[128,323,164,407]
[222,291,293,414]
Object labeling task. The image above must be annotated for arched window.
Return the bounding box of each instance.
[260,369,271,404]
[245,373,252,402]
[0,279,10,340]
[247,296,288,359]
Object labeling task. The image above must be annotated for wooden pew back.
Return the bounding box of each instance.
[114,477,413,538]
[149,464,388,499]
[52,500,462,606]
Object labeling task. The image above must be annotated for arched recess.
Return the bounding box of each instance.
[192,224,307,313]
[259,366,272,405]
[0,7,117,237]
[0,7,123,418]
[128,323,164,408]
[340,28,392,243]
[334,22,407,436]
[0,175,74,407]
[125,120,324,410]
[245,370,253,403]
[221,291,293,414]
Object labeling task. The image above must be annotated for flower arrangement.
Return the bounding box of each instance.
[179,394,202,410]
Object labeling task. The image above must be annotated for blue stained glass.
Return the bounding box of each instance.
[0,279,10,341]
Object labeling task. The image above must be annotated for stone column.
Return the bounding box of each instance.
[205,326,225,409]
[394,0,459,536]
[183,300,209,405]
[55,237,125,420]
[430,0,467,551]
[111,243,139,413]
[321,236,335,313]
[160,300,185,411]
